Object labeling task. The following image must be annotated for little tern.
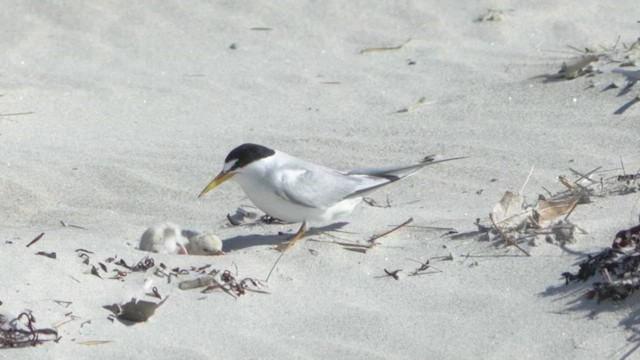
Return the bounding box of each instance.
[199,143,464,251]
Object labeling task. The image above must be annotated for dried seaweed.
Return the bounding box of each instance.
[115,256,154,272]
[562,223,640,303]
[0,311,59,348]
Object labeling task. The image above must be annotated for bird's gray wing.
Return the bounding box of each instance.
[348,156,466,178]
[276,156,466,207]
[344,156,467,197]
[275,166,378,209]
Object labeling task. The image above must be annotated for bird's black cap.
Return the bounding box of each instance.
[225,143,276,171]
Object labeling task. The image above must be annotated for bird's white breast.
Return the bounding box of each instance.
[232,152,361,223]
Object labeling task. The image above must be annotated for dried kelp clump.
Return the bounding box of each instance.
[0,311,58,348]
[562,223,640,302]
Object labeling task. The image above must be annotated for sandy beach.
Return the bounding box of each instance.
[2,1,640,359]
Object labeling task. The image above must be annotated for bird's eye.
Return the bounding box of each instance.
[223,159,239,173]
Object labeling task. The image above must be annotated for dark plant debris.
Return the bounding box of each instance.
[26,233,45,248]
[1,311,59,348]
[562,222,640,302]
[35,251,56,259]
[179,269,267,298]
[383,269,402,280]
[407,259,443,276]
[115,256,155,272]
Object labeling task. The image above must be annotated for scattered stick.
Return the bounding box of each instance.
[383,269,401,280]
[266,250,287,282]
[569,166,601,184]
[334,217,415,253]
[368,217,414,245]
[562,199,580,221]
[406,258,442,276]
[396,224,457,231]
[78,340,114,346]
[52,316,76,329]
[0,111,34,117]
[26,233,45,248]
[340,242,371,253]
[489,213,531,256]
[360,38,411,54]
[54,300,72,308]
[60,220,87,230]
[519,165,535,195]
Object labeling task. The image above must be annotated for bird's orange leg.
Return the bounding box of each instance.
[275,221,308,252]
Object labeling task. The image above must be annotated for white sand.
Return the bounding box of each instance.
[1,1,640,359]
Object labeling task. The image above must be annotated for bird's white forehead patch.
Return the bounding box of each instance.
[223,159,238,173]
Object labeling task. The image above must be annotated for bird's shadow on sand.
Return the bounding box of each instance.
[222,222,349,252]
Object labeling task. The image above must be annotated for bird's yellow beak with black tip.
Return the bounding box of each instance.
[198,171,235,198]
